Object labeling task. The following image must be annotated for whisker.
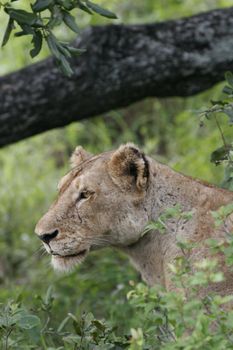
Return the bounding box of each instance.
[39,250,47,257]
[82,236,113,246]
[82,236,110,243]
[32,246,46,257]
[31,247,42,255]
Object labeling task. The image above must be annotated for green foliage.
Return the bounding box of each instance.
[0,1,233,349]
[1,205,233,349]
[0,0,116,75]
[127,281,233,350]
[211,203,233,227]
[126,206,233,350]
[199,72,233,190]
[0,290,130,349]
[143,204,193,235]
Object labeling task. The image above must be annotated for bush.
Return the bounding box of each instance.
[1,204,233,349]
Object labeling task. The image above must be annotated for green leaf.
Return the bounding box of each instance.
[17,314,41,330]
[57,316,70,332]
[48,5,63,28]
[86,1,117,19]
[210,272,224,283]
[57,42,72,58]
[223,85,233,96]
[66,46,86,55]
[92,319,106,332]
[45,285,54,305]
[225,71,233,88]
[15,24,35,37]
[2,17,15,47]
[6,8,43,26]
[76,0,92,14]
[223,108,233,125]
[62,10,79,33]
[46,34,74,76]
[30,31,43,58]
[32,0,54,12]
[210,99,228,107]
[46,33,62,59]
[56,0,74,10]
[63,334,81,344]
[67,312,78,322]
[59,55,73,77]
[210,145,232,165]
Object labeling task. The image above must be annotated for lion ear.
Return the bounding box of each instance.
[70,146,93,168]
[108,143,149,191]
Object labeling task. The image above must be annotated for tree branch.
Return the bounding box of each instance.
[1,6,233,147]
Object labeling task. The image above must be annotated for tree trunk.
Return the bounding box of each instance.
[1,7,233,147]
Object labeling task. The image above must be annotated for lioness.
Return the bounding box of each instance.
[35,143,233,294]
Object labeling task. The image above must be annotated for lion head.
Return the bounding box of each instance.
[35,143,150,271]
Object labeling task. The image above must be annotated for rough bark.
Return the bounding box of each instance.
[1,6,233,147]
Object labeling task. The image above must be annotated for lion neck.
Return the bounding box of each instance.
[122,230,166,286]
[121,159,233,287]
[120,160,194,286]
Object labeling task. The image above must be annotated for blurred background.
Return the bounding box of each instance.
[0,0,232,343]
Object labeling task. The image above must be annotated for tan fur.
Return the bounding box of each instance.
[35,144,233,295]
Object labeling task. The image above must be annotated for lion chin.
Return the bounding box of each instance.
[51,251,88,272]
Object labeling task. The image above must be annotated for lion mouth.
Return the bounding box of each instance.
[51,250,88,271]
[52,249,87,258]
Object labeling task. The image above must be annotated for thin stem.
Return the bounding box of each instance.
[40,334,48,350]
[4,328,12,350]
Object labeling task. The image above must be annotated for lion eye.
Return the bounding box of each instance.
[79,191,91,200]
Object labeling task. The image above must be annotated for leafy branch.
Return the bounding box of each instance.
[1,0,117,76]
[199,71,233,190]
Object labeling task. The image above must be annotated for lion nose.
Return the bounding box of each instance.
[38,229,59,244]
